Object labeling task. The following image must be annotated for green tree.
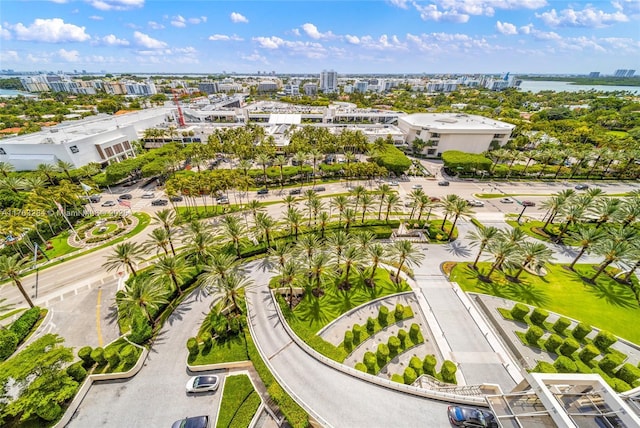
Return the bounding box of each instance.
[150,256,190,297]
[390,240,425,282]
[467,225,500,269]
[116,276,168,324]
[0,254,34,308]
[102,242,144,277]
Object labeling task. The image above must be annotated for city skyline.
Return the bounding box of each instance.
[0,0,639,74]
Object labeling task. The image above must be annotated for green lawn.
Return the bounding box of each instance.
[450,262,640,344]
[43,232,77,259]
[188,334,249,365]
[216,374,261,428]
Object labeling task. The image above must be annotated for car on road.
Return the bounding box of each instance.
[575,184,589,190]
[313,186,326,192]
[186,375,220,393]
[467,199,484,207]
[521,200,536,207]
[288,188,301,195]
[438,180,450,186]
[171,415,210,428]
[430,197,441,203]
[257,188,269,195]
[499,197,514,204]
[101,200,116,207]
[151,199,168,206]
[411,184,423,189]
[88,195,101,203]
[216,197,229,204]
[141,192,155,199]
[169,195,183,202]
[448,406,497,427]
[118,193,132,200]
[389,181,399,186]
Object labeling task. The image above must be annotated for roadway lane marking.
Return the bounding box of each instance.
[96,287,103,347]
[268,340,293,361]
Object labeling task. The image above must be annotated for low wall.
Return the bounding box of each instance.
[187,360,252,372]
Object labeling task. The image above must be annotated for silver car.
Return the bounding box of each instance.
[186,375,220,393]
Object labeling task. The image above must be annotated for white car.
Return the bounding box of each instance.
[411,184,423,190]
[467,199,484,207]
[499,197,514,204]
[141,192,155,199]
[186,375,220,393]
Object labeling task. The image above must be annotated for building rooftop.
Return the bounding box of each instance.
[399,113,515,130]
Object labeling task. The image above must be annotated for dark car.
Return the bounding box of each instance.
[448,406,498,427]
[438,180,450,186]
[257,188,269,195]
[313,186,326,192]
[169,195,183,202]
[521,200,536,207]
[118,193,132,200]
[89,195,101,203]
[575,184,589,190]
[288,188,301,195]
[171,415,210,428]
[151,199,168,206]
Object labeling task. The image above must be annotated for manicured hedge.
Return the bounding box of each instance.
[510,303,529,321]
[530,308,549,326]
[558,338,580,357]
[572,322,592,341]
[599,353,625,375]
[78,346,94,366]
[375,144,412,175]
[616,364,640,386]
[525,325,544,345]
[442,151,491,173]
[66,361,87,382]
[378,306,389,326]
[554,356,577,373]
[403,366,417,385]
[344,331,354,352]
[0,329,18,361]
[423,354,437,376]
[578,344,600,363]
[544,334,563,353]
[440,360,458,383]
[187,337,199,355]
[388,336,400,357]
[593,330,617,352]
[552,317,572,335]
[532,361,557,373]
[409,356,423,376]
[9,307,41,344]
[90,347,106,365]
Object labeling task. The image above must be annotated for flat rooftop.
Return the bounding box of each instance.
[399,113,515,130]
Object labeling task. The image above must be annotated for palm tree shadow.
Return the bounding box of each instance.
[105,302,120,327]
[167,302,194,326]
[504,282,550,307]
[296,297,333,326]
[444,241,471,257]
[584,281,637,309]
[475,281,508,298]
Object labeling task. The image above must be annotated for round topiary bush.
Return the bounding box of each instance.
[376,343,390,365]
[409,323,421,341]
[403,366,417,385]
[599,352,626,375]
[388,336,400,357]
[0,329,18,361]
[120,344,138,365]
[391,374,404,384]
[440,360,458,383]
[423,354,437,376]
[78,346,94,367]
[378,306,389,327]
[558,338,580,357]
[66,361,87,382]
[363,351,377,374]
[104,347,120,367]
[525,325,544,345]
[352,324,362,344]
[394,304,404,320]
[544,334,563,353]
[344,330,354,352]
[397,329,408,348]
[578,344,600,363]
[593,330,617,352]
[616,363,640,385]
[552,317,572,335]
[554,356,577,373]
[366,317,376,333]
[409,356,423,376]
[355,362,367,373]
[532,361,557,373]
[572,322,592,341]
[530,308,549,326]
[90,347,106,365]
[510,303,529,321]
[187,337,199,356]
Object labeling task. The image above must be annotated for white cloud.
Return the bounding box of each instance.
[230,12,248,23]
[58,48,80,62]
[133,31,167,49]
[537,6,629,28]
[188,16,207,24]
[301,23,335,40]
[252,36,327,58]
[345,34,360,44]
[89,15,103,20]
[519,24,534,34]
[0,50,19,62]
[101,34,129,46]
[360,34,407,50]
[148,21,164,30]
[10,18,90,43]
[208,34,243,41]
[0,25,11,40]
[408,0,547,23]
[88,0,144,11]
[388,0,410,9]
[171,15,187,28]
[496,21,518,35]
[291,28,300,36]
[412,3,470,23]
[532,30,561,40]
[241,51,268,63]
[253,36,283,49]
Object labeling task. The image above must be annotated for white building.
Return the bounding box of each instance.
[320,70,338,93]
[397,113,515,157]
[0,108,173,170]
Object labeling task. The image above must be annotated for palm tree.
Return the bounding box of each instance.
[152,209,177,255]
[589,197,620,229]
[467,226,500,269]
[415,194,432,221]
[591,238,630,282]
[37,163,58,185]
[486,239,518,278]
[349,185,367,213]
[338,246,364,291]
[326,230,350,266]
[343,208,357,233]
[446,198,474,240]
[199,252,241,292]
[365,243,387,287]
[390,240,425,282]
[220,215,246,257]
[308,252,334,297]
[407,188,425,219]
[285,207,303,240]
[331,195,350,226]
[103,242,144,277]
[616,198,640,227]
[211,270,254,318]
[0,254,34,308]
[556,203,585,242]
[150,256,190,297]
[317,211,330,239]
[283,194,297,210]
[184,229,217,267]
[0,176,25,194]
[384,193,401,222]
[512,242,554,279]
[116,276,168,325]
[275,258,299,308]
[266,243,294,273]
[568,227,605,270]
[245,199,264,224]
[22,176,47,192]
[274,155,287,190]
[254,212,277,247]
[0,161,15,177]
[353,230,375,254]
[255,153,271,189]
[541,190,576,229]
[296,233,321,269]
[145,227,171,256]
[303,189,318,226]
[377,184,393,220]
[439,194,460,230]
[56,160,75,181]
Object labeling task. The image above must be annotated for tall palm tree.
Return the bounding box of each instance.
[343,208,357,233]
[467,226,500,269]
[220,214,246,257]
[255,153,271,189]
[353,230,375,254]
[568,227,605,270]
[152,209,177,255]
[616,198,640,227]
[390,240,425,282]
[145,227,171,256]
[275,258,299,308]
[407,188,425,220]
[116,276,168,325]
[349,185,367,213]
[309,149,323,185]
[254,212,277,248]
[296,233,321,269]
[377,184,393,220]
[285,207,303,240]
[199,252,241,292]
[326,230,350,266]
[274,155,287,190]
[245,199,264,224]
[0,161,15,177]
[210,270,254,318]
[103,242,144,277]
[184,229,217,267]
[267,243,294,273]
[556,203,585,242]
[359,192,374,223]
[283,194,297,210]
[446,198,474,240]
[512,242,554,279]
[541,190,576,229]
[589,197,620,229]
[0,254,34,308]
[36,163,58,185]
[331,195,350,226]
[486,239,518,278]
[591,238,630,282]
[56,160,75,181]
[303,189,318,226]
[365,243,387,287]
[150,256,190,297]
[384,193,401,222]
[317,211,330,239]
[308,252,334,298]
[439,194,460,230]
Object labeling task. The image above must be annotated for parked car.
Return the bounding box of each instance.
[151,199,168,206]
[429,197,441,203]
[389,181,399,186]
[169,195,183,202]
[499,197,514,204]
[257,188,269,195]
[88,195,101,203]
[438,180,450,186]
[141,192,155,199]
[101,200,116,207]
[171,415,210,428]
[186,375,220,393]
[467,199,484,207]
[521,200,536,207]
[447,406,498,428]
[288,188,301,195]
[313,186,326,192]
[216,197,229,205]
[118,193,132,200]
[411,184,423,190]
[575,184,589,190]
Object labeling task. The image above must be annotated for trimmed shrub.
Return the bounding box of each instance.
[398,329,408,348]
[391,374,404,384]
[558,338,580,357]
[403,366,417,385]
[423,354,437,376]
[9,307,40,343]
[409,356,423,376]
[394,304,404,320]
[575,359,593,374]
[378,306,389,327]
[352,324,362,344]
[90,347,106,365]
[532,361,557,373]
[354,362,367,373]
[610,378,632,393]
[578,344,600,363]
[525,325,544,345]
[554,356,577,373]
[187,337,199,355]
[530,308,549,326]
[104,347,120,367]
[388,336,400,357]
[376,144,412,175]
[409,323,421,341]
[572,322,592,341]
[366,317,376,333]
[510,303,529,321]
[440,360,457,383]
[78,346,94,366]
[344,331,354,352]
[544,334,563,353]
[0,329,18,361]
[128,310,153,345]
[363,352,377,374]
[376,344,390,365]
[599,353,626,375]
[37,403,62,422]
[552,317,572,335]
[593,330,617,352]
[201,332,212,351]
[66,361,87,382]
[120,344,138,365]
[616,364,640,385]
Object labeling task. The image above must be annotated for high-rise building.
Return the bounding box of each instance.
[319,70,337,93]
[626,70,635,77]
[614,69,628,77]
[588,72,600,78]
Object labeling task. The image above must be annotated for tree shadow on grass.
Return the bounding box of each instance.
[474,281,509,299]
[504,282,550,307]
[295,297,334,327]
[583,280,638,310]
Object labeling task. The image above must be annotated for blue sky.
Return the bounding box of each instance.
[1,0,639,74]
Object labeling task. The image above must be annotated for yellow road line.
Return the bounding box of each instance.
[96,287,103,347]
